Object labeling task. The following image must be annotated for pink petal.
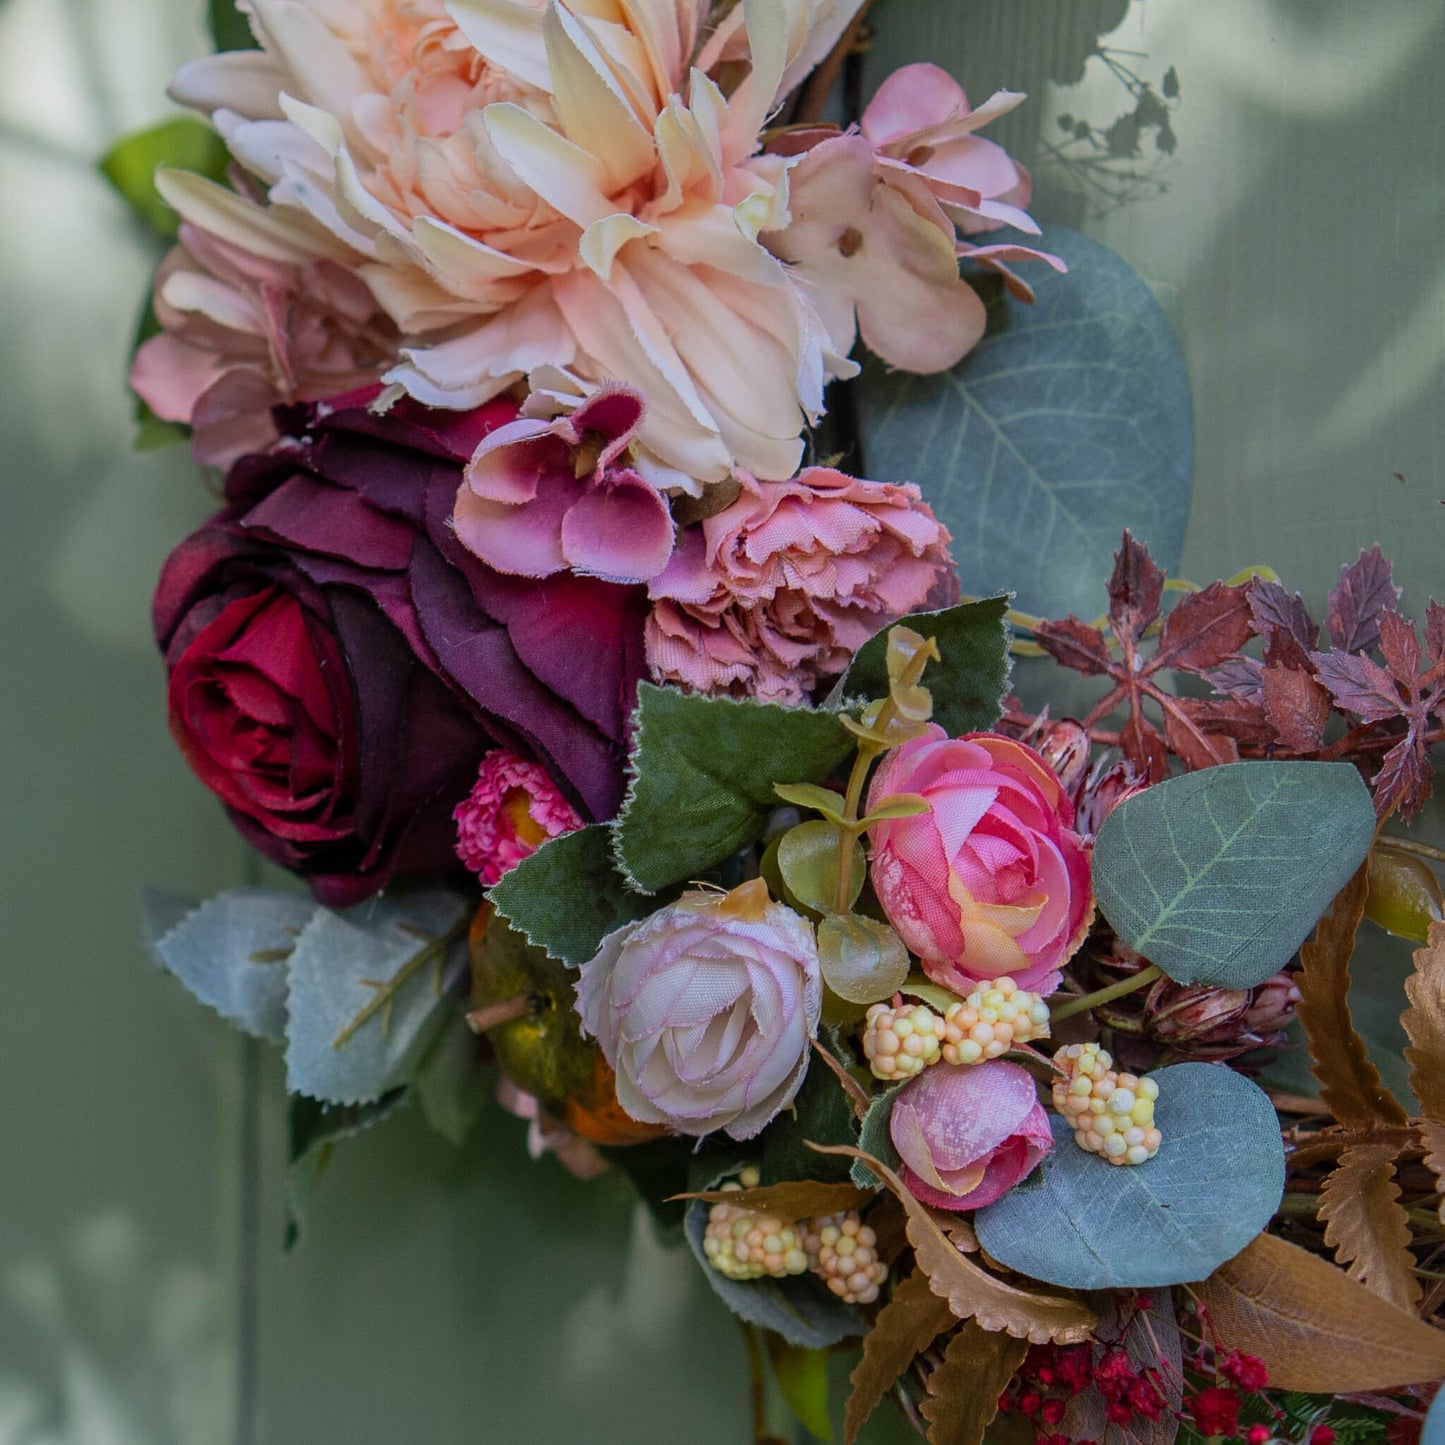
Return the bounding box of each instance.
[560,471,675,583]
[451,479,585,577]
[861,64,968,147]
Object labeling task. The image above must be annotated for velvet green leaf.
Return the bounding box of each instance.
[615,684,854,891]
[286,1091,405,1249]
[836,596,1011,736]
[490,824,655,966]
[974,1063,1285,1288]
[1093,761,1376,989]
[100,118,230,238]
[210,0,259,49]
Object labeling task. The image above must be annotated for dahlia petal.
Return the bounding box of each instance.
[130,334,225,423]
[170,52,286,120]
[580,212,655,282]
[483,101,614,229]
[861,63,969,146]
[445,0,553,93]
[410,215,542,295]
[248,0,371,122]
[155,169,336,264]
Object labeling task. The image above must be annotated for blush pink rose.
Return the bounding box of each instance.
[645,467,953,705]
[889,1060,1052,1210]
[866,729,1092,993]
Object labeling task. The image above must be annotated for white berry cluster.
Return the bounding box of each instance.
[1051,1042,1162,1166]
[799,1213,888,1305]
[941,978,1052,1064]
[861,999,943,1080]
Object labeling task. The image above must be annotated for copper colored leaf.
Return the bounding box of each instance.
[1426,599,1445,666]
[1154,581,1253,673]
[1374,734,1435,823]
[1327,545,1400,654]
[1318,1143,1421,1311]
[1107,532,1166,647]
[1196,1230,1445,1391]
[1380,610,1424,682]
[678,1179,873,1222]
[1210,655,1266,704]
[1122,709,1170,782]
[845,1269,956,1445]
[1261,665,1332,752]
[1295,864,1409,1129]
[1312,649,1402,723]
[810,1143,1096,1344]
[919,1321,1028,1445]
[1033,617,1114,677]
[1403,920,1445,1121]
[1417,1118,1445,1230]
[1248,578,1319,653]
[1161,703,1236,770]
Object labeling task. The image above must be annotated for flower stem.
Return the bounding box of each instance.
[1379,833,1445,866]
[1050,963,1164,1022]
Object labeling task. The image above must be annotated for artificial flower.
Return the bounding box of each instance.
[645,466,953,704]
[453,748,583,885]
[866,730,1093,993]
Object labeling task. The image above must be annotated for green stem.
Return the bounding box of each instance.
[332,916,468,1050]
[1050,963,1164,1023]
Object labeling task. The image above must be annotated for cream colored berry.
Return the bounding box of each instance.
[862,998,944,1080]
[1052,1043,1162,1166]
[704,1183,810,1281]
[800,1212,888,1305]
[942,978,1052,1064]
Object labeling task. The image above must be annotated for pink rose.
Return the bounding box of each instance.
[645,467,953,705]
[889,1060,1051,1210]
[453,749,584,887]
[576,884,822,1140]
[866,730,1092,993]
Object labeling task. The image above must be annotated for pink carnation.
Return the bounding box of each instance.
[644,467,953,705]
[130,222,397,469]
[453,750,583,886]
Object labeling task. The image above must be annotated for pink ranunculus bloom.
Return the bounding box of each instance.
[453,749,583,886]
[130,221,398,469]
[576,884,822,1141]
[453,386,674,583]
[762,63,1064,376]
[866,730,1093,994]
[644,467,953,705]
[889,1060,1052,1210]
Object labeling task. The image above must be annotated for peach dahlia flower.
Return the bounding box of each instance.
[163,0,867,485]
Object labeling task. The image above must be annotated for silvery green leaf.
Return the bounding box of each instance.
[1093,760,1376,989]
[850,1083,904,1190]
[285,887,470,1106]
[974,1062,1285,1288]
[684,1201,863,1349]
[145,886,315,1044]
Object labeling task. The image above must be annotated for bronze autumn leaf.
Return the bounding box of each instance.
[1195,1231,1445,1391]
[919,1321,1028,1445]
[1317,1142,1420,1312]
[674,1179,874,1222]
[1403,919,1445,1121]
[1295,864,1409,1128]
[807,1142,1096,1344]
[844,1268,955,1445]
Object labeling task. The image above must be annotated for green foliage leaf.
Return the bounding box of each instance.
[778,821,865,916]
[286,1090,404,1249]
[836,597,1011,737]
[850,1084,904,1190]
[615,684,854,892]
[100,117,229,238]
[766,1338,834,1442]
[412,1012,490,1147]
[210,0,259,49]
[856,794,931,825]
[974,1062,1285,1288]
[684,1200,864,1349]
[145,886,314,1043]
[1093,761,1377,989]
[762,1050,859,1186]
[489,824,655,966]
[817,914,910,1005]
[856,228,1193,619]
[774,782,849,823]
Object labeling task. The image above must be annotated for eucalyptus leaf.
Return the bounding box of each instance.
[684,1201,864,1349]
[489,824,654,966]
[817,914,910,1005]
[850,1084,904,1190]
[100,118,230,238]
[146,886,315,1044]
[286,1090,405,1249]
[778,821,865,916]
[285,887,470,1105]
[856,229,1192,618]
[974,1062,1285,1288]
[1094,761,1376,989]
[615,684,853,892]
[835,597,1011,737]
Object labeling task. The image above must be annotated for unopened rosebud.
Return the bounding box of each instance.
[1075,757,1146,841]
[1143,980,1251,1044]
[1239,971,1301,1035]
[1034,720,1092,796]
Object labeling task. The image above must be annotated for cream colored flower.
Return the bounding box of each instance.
[163,0,866,486]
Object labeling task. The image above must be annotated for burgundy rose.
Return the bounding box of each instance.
[155,389,648,905]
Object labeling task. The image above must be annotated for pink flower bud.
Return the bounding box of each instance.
[866,730,1093,994]
[1033,719,1092,795]
[1143,981,1252,1044]
[453,750,583,886]
[889,1061,1052,1210]
[576,884,822,1140]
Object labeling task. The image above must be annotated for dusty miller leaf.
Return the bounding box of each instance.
[1318,1143,1420,1312]
[1195,1231,1445,1392]
[1093,761,1377,989]
[920,1321,1028,1445]
[974,1063,1285,1289]
[1296,866,1410,1129]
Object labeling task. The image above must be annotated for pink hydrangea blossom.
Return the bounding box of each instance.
[453,387,674,583]
[866,730,1093,994]
[890,1060,1052,1210]
[130,221,397,468]
[644,467,953,705]
[763,63,1064,375]
[453,749,582,886]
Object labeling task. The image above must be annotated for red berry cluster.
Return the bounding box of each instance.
[998,1337,1168,1440]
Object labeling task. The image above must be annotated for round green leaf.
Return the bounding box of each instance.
[778,821,865,916]
[974,1062,1285,1288]
[817,913,910,1004]
[1093,760,1376,989]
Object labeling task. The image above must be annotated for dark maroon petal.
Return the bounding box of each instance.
[241,472,414,570]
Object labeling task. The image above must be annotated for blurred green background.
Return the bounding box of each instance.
[2,0,1442,1440]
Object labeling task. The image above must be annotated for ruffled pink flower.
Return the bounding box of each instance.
[890,1060,1052,1210]
[453,749,583,886]
[644,467,953,705]
[763,63,1063,375]
[867,730,1093,994]
[495,1076,608,1181]
[453,387,674,583]
[130,221,398,468]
